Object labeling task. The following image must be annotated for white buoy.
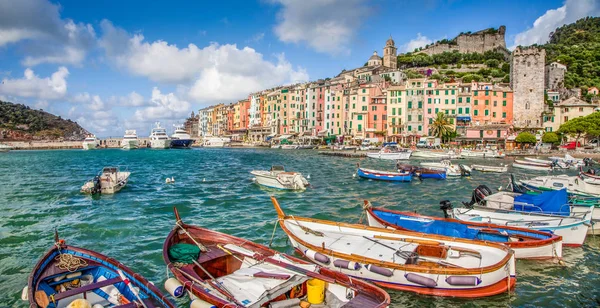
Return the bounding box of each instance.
[202,178,206,182]
[164,278,184,298]
[190,298,217,308]
[166,178,171,184]
[307,174,311,179]
[171,176,175,183]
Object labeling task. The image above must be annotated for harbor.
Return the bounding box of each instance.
[1,148,599,307]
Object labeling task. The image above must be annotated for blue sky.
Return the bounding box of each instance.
[0,0,598,137]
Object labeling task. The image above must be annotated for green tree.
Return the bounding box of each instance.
[429,112,454,141]
[542,132,560,144]
[485,59,500,68]
[515,132,537,144]
[557,116,589,148]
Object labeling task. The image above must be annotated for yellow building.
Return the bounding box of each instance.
[543,97,599,132]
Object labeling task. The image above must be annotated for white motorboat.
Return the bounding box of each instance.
[524,157,553,164]
[171,124,194,148]
[80,166,131,194]
[280,144,299,149]
[579,168,600,185]
[460,149,505,158]
[420,160,471,176]
[452,186,591,246]
[0,143,13,152]
[250,166,309,190]
[411,150,459,159]
[471,164,508,173]
[82,135,99,150]
[524,157,569,169]
[366,144,411,160]
[149,122,171,149]
[202,137,230,147]
[272,197,516,298]
[549,154,584,167]
[122,130,139,150]
[512,160,552,171]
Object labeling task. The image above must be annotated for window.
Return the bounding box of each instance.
[445,90,448,95]
[458,107,463,114]
[374,115,377,120]
[564,116,568,122]
[493,101,497,107]
[503,92,507,98]
[357,115,363,120]
[435,108,439,114]
[466,107,470,114]
[408,102,412,108]
[418,101,422,108]
[502,112,506,118]
[466,97,471,103]
[362,97,366,102]
[485,110,489,116]
[418,125,422,131]
[352,103,355,109]
[479,130,483,138]
[579,107,584,112]
[459,97,462,103]
[428,118,433,124]
[474,100,478,106]
[392,108,396,115]
[362,106,367,111]
[435,90,439,95]
[485,90,489,96]
[485,100,489,105]
[428,98,432,104]
[418,115,422,121]
[408,125,412,131]
[474,110,478,116]
[362,89,366,93]
[492,112,496,117]
[445,99,448,105]
[358,124,362,131]
[502,100,506,106]
[452,99,455,104]
[428,108,432,114]
[474,91,478,96]
[408,115,412,121]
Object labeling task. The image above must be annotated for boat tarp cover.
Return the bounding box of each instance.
[373,210,481,239]
[168,243,201,263]
[513,189,569,215]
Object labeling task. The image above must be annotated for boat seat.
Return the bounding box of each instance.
[53,277,122,301]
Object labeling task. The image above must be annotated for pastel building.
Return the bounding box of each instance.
[470,85,513,126]
[543,97,599,132]
[366,94,387,140]
[423,81,459,135]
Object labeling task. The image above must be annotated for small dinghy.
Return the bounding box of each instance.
[451,185,592,246]
[80,166,130,195]
[163,208,390,308]
[471,164,508,173]
[356,165,412,182]
[420,160,471,176]
[271,197,516,298]
[25,231,175,308]
[250,165,309,190]
[363,201,562,260]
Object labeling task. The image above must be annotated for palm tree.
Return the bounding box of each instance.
[430,112,454,142]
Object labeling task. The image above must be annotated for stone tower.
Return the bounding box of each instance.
[545,61,566,90]
[383,36,397,69]
[510,46,546,128]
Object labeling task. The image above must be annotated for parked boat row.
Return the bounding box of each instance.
[82,123,195,150]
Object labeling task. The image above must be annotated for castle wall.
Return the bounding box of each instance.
[416,26,507,56]
[510,47,546,128]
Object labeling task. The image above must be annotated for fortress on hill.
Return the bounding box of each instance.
[415,26,510,58]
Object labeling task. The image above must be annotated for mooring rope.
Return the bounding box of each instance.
[55,253,88,272]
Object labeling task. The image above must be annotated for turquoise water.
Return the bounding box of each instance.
[0,148,599,307]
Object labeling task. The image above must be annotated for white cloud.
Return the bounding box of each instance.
[132,87,191,123]
[71,92,105,111]
[99,21,308,101]
[0,0,97,66]
[108,91,145,107]
[511,0,600,49]
[0,67,69,100]
[75,110,121,134]
[271,0,371,55]
[247,32,265,43]
[401,33,433,53]
[34,100,48,110]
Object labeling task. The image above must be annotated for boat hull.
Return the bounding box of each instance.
[357,168,412,182]
[471,165,508,173]
[250,171,308,190]
[122,140,139,150]
[513,162,552,171]
[171,139,193,148]
[150,139,171,149]
[452,207,589,246]
[366,209,562,260]
[82,142,98,150]
[367,151,411,160]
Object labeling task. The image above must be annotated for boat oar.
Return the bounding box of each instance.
[117,269,148,308]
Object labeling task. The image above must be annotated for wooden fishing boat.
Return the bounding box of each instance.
[356,166,412,182]
[163,208,391,308]
[364,201,562,260]
[271,197,517,298]
[452,185,592,246]
[512,160,552,171]
[471,164,508,173]
[25,231,175,308]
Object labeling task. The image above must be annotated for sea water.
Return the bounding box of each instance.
[0,148,598,307]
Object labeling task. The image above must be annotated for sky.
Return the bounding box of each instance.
[0,0,598,137]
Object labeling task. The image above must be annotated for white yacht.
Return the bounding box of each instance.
[0,143,13,152]
[82,135,99,150]
[122,130,139,150]
[149,122,171,149]
[170,124,194,148]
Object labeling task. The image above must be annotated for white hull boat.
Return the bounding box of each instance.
[513,160,552,171]
[471,164,508,173]
[411,150,459,159]
[281,144,299,150]
[420,160,471,176]
[122,130,139,150]
[149,122,171,149]
[203,137,230,147]
[250,166,309,190]
[524,157,553,164]
[579,169,600,185]
[82,135,99,150]
[456,187,591,246]
[80,167,130,194]
[367,145,412,160]
[518,175,600,197]
[272,198,516,298]
[460,150,505,158]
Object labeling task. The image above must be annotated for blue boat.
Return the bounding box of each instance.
[364,203,563,260]
[356,167,412,182]
[170,124,194,148]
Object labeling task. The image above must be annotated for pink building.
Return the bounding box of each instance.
[366,95,387,141]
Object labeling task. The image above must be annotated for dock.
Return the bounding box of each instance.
[319,151,367,158]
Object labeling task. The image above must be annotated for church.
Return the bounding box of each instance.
[367,36,398,69]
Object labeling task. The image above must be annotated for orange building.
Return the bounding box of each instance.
[471,87,513,125]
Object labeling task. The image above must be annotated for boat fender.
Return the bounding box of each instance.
[92,305,104,308]
[333,259,361,270]
[304,249,330,264]
[164,277,185,298]
[365,264,393,277]
[405,273,437,288]
[190,298,218,308]
[445,276,481,286]
[21,286,28,301]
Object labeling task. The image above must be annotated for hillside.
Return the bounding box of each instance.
[0,100,90,141]
[543,16,600,90]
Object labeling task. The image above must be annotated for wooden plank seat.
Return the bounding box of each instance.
[53,277,122,301]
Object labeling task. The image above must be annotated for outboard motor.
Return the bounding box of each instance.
[92,175,101,195]
[458,164,471,176]
[439,200,453,218]
[462,185,492,208]
[583,157,593,167]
